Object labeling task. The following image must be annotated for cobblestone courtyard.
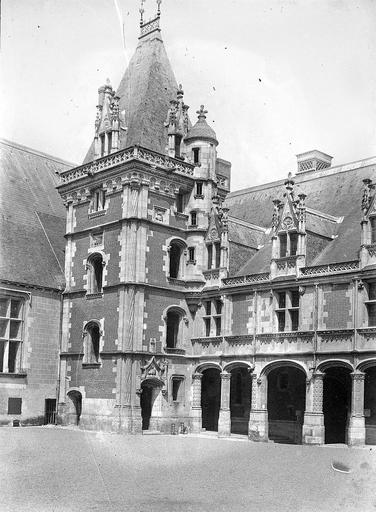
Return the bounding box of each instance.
[1,427,375,512]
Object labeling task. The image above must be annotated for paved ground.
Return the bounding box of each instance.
[0,427,376,512]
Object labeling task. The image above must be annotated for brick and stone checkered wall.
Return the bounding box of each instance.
[67,358,116,400]
[300,287,314,331]
[231,293,251,336]
[321,283,353,330]
[68,290,119,352]
[74,191,122,231]
[0,288,60,425]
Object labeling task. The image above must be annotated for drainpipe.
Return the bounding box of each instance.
[55,286,64,424]
[313,283,319,369]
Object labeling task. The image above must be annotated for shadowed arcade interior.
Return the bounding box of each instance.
[267,366,306,444]
[201,368,221,432]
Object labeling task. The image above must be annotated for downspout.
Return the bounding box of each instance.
[55,286,64,424]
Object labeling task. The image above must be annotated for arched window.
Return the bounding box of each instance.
[168,240,186,279]
[87,253,104,294]
[165,307,186,353]
[83,321,101,364]
[166,311,180,348]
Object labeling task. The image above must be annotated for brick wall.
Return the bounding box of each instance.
[0,288,60,425]
[231,294,250,335]
[321,283,353,330]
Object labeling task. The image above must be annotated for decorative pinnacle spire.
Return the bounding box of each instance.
[197,105,208,120]
[157,0,162,17]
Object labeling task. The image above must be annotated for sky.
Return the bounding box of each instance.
[1,0,376,191]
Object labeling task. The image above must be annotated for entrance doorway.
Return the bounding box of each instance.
[67,390,82,425]
[323,367,351,444]
[230,367,251,435]
[140,383,153,430]
[201,368,221,431]
[44,399,56,425]
[267,366,306,444]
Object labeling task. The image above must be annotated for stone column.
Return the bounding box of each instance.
[302,371,325,444]
[248,373,268,442]
[218,372,231,437]
[348,371,366,446]
[191,373,203,433]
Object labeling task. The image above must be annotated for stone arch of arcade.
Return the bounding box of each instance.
[356,359,376,445]
[223,361,253,435]
[261,360,307,445]
[316,360,353,444]
[196,363,222,433]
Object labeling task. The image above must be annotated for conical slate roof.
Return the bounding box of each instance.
[83,27,178,163]
[185,106,218,145]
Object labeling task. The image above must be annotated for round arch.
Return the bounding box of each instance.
[260,359,308,378]
[66,389,82,426]
[223,361,254,373]
[162,305,187,320]
[356,359,376,372]
[194,362,222,374]
[317,359,354,373]
[166,236,187,249]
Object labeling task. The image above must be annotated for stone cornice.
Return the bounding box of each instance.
[58,145,195,188]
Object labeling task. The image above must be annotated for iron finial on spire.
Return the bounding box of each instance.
[140,0,145,26]
[197,105,208,120]
[157,0,162,17]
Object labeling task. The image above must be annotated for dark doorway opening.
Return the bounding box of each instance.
[267,366,306,444]
[44,399,56,425]
[141,383,153,430]
[230,367,251,435]
[67,390,82,425]
[201,368,221,432]
[323,367,351,444]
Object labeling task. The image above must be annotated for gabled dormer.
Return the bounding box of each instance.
[271,174,307,278]
[165,84,190,159]
[360,178,376,268]
[93,80,120,159]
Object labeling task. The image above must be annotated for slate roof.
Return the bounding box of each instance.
[226,156,376,276]
[0,139,73,289]
[84,28,179,163]
[185,118,218,144]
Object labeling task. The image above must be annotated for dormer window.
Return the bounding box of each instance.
[279,232,298,257]
[92,189,106,212]
[100,134,105,157]
[371,217,376,243]
[175,135,182,158]
[193,147,200,165]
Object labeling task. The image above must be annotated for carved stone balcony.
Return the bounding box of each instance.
[59,145,194,186]
[300,260,359,277]
[317,329,353,353]
[255,331,314,355]
[356,327,376,351]
[191,336,223,356]
[223,272,269,288]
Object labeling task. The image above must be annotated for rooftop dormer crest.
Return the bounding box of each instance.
[139,0,162,39]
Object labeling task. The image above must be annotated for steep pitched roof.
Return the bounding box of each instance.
[84,28,178,163]
[0,139,73,289]
[227,156,376,275]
